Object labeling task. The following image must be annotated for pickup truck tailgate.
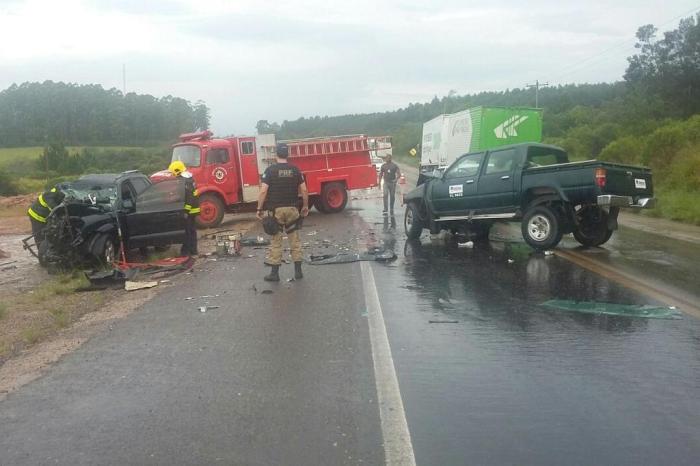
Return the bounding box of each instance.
[602,163,653,199]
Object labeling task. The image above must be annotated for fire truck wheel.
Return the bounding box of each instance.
[311,197,326,213]
[320,182,347,213]
[197,193,225,228]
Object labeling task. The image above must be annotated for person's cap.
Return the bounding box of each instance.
[276,143,289,158]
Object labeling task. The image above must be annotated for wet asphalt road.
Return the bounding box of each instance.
[1,190,700,465]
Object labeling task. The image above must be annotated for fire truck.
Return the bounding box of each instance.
[151,131,389,228]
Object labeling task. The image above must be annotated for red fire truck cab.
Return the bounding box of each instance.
[151,131,389,228]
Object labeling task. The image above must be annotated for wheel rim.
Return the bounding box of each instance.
[199,199,218,224]
[527,214,551,241]
[405,207,413,233]
[326,187,343,209]
[104,240,115,263]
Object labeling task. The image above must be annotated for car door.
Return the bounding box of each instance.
[123,179,187,248]
[429,152,484,214]
[476,148,518,211]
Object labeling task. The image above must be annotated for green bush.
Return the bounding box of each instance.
[0,169,19,195]
[652,189,700,225]
[599,135,647,164]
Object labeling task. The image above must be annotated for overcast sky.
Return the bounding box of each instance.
[0,0,698,134]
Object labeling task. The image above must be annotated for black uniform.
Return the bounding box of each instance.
[181,175,200,256]
[27,187,64,241]
[261,163,304,210]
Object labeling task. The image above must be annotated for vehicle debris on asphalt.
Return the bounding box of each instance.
[198,305,220,313]
[125,280,159,291]
[542,300,683,319]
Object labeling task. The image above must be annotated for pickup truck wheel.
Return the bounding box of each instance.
[522,206,563,250]
[320,182,347,213]
[197,193,225,229]
[573,207,613,247]
[405,203,424,239]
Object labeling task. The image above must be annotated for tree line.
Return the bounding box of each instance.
[256,15,700,223]
[0,81,210,147]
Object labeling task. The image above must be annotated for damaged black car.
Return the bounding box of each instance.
[31,171,187,271]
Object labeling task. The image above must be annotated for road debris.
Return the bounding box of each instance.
[261,289,273,295]
[198,305,220,313]
[429,320,459,324]
[240,236,270,246]
[542,300,683,319]
[457,241,474,248]
[544,250,554,256]
[125,280,159,291]
[309,248,397,265]
[507,259,515,264]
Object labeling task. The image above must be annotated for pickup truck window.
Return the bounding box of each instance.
[526,147,569,167]
[445,153,483,178]
[485,149,516,174]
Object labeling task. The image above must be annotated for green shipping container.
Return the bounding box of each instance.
[420,106,543,169]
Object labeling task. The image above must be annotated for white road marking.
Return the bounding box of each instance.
[360,261,416,466]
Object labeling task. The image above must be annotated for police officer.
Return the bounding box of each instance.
[256,143,309,282]
[27,187,65,243]
[168,161,200,256]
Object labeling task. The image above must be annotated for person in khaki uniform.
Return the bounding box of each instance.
[256,143,309,282]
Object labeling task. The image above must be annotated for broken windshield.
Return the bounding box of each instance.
[59,179,118,207]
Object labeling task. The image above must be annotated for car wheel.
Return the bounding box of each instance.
[37,240,49,267]
[405,203,425,240]
[196,193,225,229]
[91,234,119,266]
[573,206,613,247]
[521,205,563,250]
[320,182,347,213]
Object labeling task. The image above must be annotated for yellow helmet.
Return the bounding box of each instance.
[168,160,186,176]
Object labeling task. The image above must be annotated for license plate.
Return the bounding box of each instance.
[635,178,647,189]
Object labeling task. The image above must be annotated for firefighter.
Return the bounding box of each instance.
[256,143,309,282]
[168,161,200,256]
[27,187,65,243]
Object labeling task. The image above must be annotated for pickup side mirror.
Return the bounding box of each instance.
[122,199,135,211]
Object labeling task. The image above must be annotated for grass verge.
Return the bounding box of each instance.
[0,272,111,363]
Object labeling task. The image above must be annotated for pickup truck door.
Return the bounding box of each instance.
[123,179,187,248]
[476,148,518,211]
[429,153,484,214]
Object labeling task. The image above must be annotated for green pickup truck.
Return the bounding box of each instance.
[404,143,655,249]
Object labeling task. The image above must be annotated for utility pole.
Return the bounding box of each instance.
[122,64,126,96]
[525,80,549,108]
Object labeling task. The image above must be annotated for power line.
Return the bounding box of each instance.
[551,4,700,82]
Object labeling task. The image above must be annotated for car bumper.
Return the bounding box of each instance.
[597,195,656,209]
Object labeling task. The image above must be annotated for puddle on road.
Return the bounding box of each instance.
[541,299,682,319]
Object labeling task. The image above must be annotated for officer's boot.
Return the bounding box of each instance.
[294,261,303,279]
[264,265,280,282]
